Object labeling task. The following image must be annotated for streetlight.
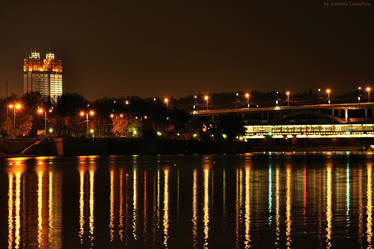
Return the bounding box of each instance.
[244,92,250,108]
[366,87,371,102]
[37,107,52,135]
[204,95,209,110]
[326,89,331,104]
[286,91,290,106]
[193,95,198,109]
[8,103,22,129]
[163,97,169,107]
[235,92,240,108]
[80,110,95,136]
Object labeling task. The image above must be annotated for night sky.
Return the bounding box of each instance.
[0,0,373,100]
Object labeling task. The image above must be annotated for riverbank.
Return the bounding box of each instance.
[4,137,370,156]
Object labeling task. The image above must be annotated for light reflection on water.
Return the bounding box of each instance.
[3,154,374,248]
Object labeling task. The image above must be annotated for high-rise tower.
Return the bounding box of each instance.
[23,51,63,104]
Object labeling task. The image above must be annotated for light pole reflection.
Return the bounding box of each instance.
[132,165,137,240]
[367,163,373,249]
[163,167,170,248]
[244,165,251,249]
[268,164,272,226]
[346,163,350,230]
[275,167,280,247]
[109,168,114,242]
[326,163,332,249]
[203,165,210,249]
[78,164,85,244]
[119,169,124,241]
[88,162,96,247]
[285,165,292,249]
[192,169,198,249]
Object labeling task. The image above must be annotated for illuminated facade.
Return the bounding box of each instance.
[244,123,374,139]
[23,51,63,104]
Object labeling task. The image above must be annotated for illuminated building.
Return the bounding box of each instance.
[243,123,374,139]
[23,51,63,104]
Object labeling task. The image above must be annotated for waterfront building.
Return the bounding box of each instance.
[23,51,63,104]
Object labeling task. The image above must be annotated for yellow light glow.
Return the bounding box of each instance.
[8,104,13,109]
[132,166,137,240]
[204,95,209,101]
[8,172,14,249]
[78,165,85,244]
[367,87,372,93]
[37,108,44,114]
[163,167,169,248]
[326,163,332,249]
[367,163,372,247]
[164,98,169,104]
[326,89,331,94]
[89,111,95,116]
[244,165,251,248]
[120,114,123,118]
[109,169,114,242]
[110,114,114,118]
[286,165,292,249]
[15,104,21,110]
[89,165,95,246]
[80,111,85,117]
[119,169,124,241]
[286,91,290,96]
[245,92,250,99]
[192,169,198,249]
[36,164,45,248]
[203,166,210,249]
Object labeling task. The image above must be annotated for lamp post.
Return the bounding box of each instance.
[326,89,331,104]
[8,103,22,129]
[286,91,290,106]
[366,87,371,102]
[37,107,53,135]
[244,92,250,108]
[163,97,169,108]
[193,95,198,109]
[204,95,209,110]
[80,110,95,136]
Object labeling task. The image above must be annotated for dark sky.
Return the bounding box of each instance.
[0,0,373,100]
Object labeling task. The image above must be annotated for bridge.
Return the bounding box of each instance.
[192,102,374,124]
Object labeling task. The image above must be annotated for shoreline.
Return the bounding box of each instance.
[0,137,372,157]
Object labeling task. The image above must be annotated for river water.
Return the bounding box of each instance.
[1,152,374,249]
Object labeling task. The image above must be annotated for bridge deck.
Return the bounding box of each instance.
[192,102,374,115]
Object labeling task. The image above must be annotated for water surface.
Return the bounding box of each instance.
[2,152,374,249]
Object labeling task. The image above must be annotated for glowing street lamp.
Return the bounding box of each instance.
[366,87,371,102]
[244,92,250,108]
[193,95,198,109]
[8,103,22,129]
[37,107,53,135]
[326,89,331,104]
[163,97,169,107]
[80,110,95,136]
[286,91,290,106]
[204,95,209,110]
